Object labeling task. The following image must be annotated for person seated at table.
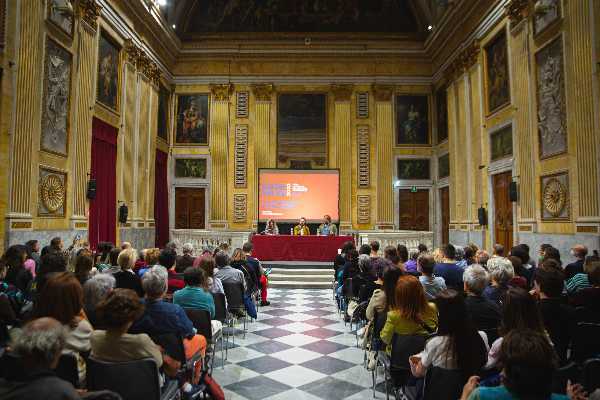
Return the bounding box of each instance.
[317,215,338,236]
[292,217,310,236]
[262,219,279,235]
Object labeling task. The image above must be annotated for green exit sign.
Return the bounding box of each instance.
[411,186,418,193]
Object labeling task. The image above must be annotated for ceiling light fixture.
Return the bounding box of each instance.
[157,0,167,6]
[427,25,433,31]
[172,24,176,29]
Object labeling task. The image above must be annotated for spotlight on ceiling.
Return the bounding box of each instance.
[157,0,167,6]
[427,25,433,31]
[172,24,176,29]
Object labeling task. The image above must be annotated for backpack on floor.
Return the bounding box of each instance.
[200,369,224,400]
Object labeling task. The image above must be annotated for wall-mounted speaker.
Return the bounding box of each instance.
[478,207,488,226]
[509,181,518,202]
[86,179,96,200]
[118,203,128,224]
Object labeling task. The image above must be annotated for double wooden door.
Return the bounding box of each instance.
[440,187,450,244]
[493,171,513,249]
[399,189,429,231]
[175,187,205,229]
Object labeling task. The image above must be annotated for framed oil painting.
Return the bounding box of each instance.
[536,36,567,159]
[157,84,169,141]
[436,88,448,143]
[175,94,209,145]
[38,167,67,217]
[541,172,569,220]
[277,93,327,168]
[396,95,429,145]
[490,125,513,161]
[485,30,511,114]
[96,32,120,112]
[41,39,72,156]
[47,0,74,37]
[438,154,450,179]
[534,0,561,36]
[175,158,207,179]
[397,159,431,180]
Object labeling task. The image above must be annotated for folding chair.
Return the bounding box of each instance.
[212,292,230,362]
[379,333,426,400]
[184,308,223,373]
[223,281,248,341]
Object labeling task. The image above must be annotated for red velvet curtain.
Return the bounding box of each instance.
[154,150,169,247]
[89,118,117,249]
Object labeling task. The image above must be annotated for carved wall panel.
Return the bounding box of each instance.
[41,38,72,156]
[236,91,249,118]
[536,36,567,159]
[357,125,370,188]
[233,194,247,222]
[541,172,569,220]
[534,0,561,36]
[234,124,248,188]
[38,167,67,217]
[47,0,74,37]
[357,92,369,118]
[358,195,370,224]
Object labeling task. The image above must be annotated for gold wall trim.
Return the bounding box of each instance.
[518,225,533,232]
[576,225,598,234]
[74,222,88,229]
[11,221,32,229]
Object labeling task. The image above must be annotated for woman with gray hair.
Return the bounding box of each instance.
[483,257,514,305]
[176,243,195,273]
[463,265,501,343]
[83,273,116,328]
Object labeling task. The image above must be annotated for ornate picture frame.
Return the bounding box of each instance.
[540,171,569,221]
[397,159,431,180]
[96,31,121,113]
[395,94,430,146]
[46,0,74,37]
[175,94,210,145]
[490,124,513,162]
[438,153,450,179]
[174,158,208,179]
[157,84,170,142]
[41,38,72,157]
[484,28,511,115]
[535,35,567,160]
[436,87,448,143]
[38,167,67,218]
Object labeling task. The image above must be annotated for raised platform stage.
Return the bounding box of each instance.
[264,261,333,290]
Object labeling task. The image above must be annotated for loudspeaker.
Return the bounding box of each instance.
[118,203,128,224]
[478,207,488,226]
[86,179,96,200]
[509,181,518,202]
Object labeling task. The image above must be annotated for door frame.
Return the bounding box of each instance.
[170,155,211,232]
[488,156,515,249]
[393,155,434,231]
[435,150,449,247]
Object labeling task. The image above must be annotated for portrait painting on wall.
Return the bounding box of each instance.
[277,93,327,168]
[395,95,429,145]
[47,0,74,36]
[438,154,450,179]
[38,168,67,217]
[541,172,569,220]
[436,88,448,143]
[41,39,72,156]
[490,125,513,161]
[485,30,511,114]
[397,159,431,180]
[534,0,561,36]
[536,36,567,159]
[157,85,170,141]
[175,158,207,179]
[175,94,209,145]
[96,32,120,112]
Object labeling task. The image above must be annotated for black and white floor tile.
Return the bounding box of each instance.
[213,288,386,400]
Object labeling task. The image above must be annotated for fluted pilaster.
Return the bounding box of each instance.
[332,85,353,228]
[147,87,158,221]
[122,63,137,208]
[251,84,273,222]
[135,78,150,221]
[209,85,232,228]
[373,85,394,229]
[447,83,457,223]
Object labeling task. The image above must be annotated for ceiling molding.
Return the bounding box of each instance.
[172,75,433,86]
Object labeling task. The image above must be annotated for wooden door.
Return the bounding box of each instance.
[493,171,513,249]
[399,189,430,231]
[440,187,450,244]
[175,187,205,229]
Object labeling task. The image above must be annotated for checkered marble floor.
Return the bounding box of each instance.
[212,288,387,400]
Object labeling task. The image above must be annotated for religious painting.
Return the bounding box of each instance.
[96,32,120,112]
[157,84,169,141]
[175,158,207,179]
[397,159,431,180]
[38,167,67,217]
[438,154,450,179]
[534,0,561,36]
[485,30,511,114]
[541,172,569,220]
[47,0,74,37]
[41,39,72,156]
[395,95,429,145]
[186,0,419,33]
[277,93,327,168]
[536,36,567,159]
[490,125,513,161]
[436,88,448,143]
[175,94,209,145]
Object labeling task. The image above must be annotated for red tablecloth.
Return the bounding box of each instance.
[252,235,354,262]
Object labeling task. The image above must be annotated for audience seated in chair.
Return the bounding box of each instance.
[243,242,270,306]
[83,274,116,328]
[483,257,514,305]
[366,265,402,321]
[566,250,600,294]
[214,252,246,294]
[434,244,464,291]
[418,254,446,300]
[463,265,501,344]
[175,243,196,273]
[113,248,144,297]
[195,256,225,300]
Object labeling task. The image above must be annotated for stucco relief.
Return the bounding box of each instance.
[536,37,566,159]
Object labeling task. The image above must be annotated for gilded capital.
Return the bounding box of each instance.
[505,0,531,25]
[210,84,234,101]
[460,40,480,70]
[77,0,101,31]
[331,84,353,102]
[251,84,274,102]
[124,39,141,65]
[372,84,394,102]
[146,62,161,86]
